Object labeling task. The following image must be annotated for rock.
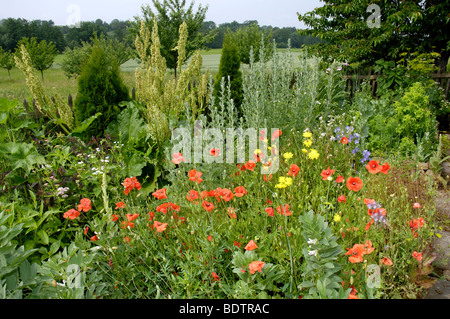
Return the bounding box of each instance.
[441,162,450,180]
[432,231,450,271]
[418,162,429,170]
[425,280,450,299]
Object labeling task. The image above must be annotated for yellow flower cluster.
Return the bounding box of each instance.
[275,176,293,189]
[301,131,319,160]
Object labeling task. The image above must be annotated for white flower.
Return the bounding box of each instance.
[307,238,318,245]
[308,250,318,257]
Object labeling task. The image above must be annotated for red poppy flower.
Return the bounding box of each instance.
[78,198,91,212]
[126,213,139,222]
[121,221,135,229]
[153,221,168,233]
[234,186,248,197]
[207,235,213,241]
[83,226,89,235]
[186,190,199,202]
[115,201,126,209]
[265,207,274,217]
[248,261,265,274]
[202,200,215,212]
[413,202,422,209]
[122,177,141,195]
[348,286,358,299]
[171,153,186,164]
[156,202,180,215]
[233,241,242,248]
[148,211,155,221]
[412,251,422,261]
[320,167,335,180]
[90,235,99,242]
[263,174,273,182]
[188,169,203,184]
[363,240,375,254]
[112,213,119,222]
[219,188,234,202]
[276,204,292,216]
[366,160,382,174]
[212,272,220,281]
[380,257,393,266]
[380,162,390,174]
[271,129,282,141]
[337,195,346,203]
[346,176,363,192]
[288,164,300,177]
[336,175,344,183]
[63,209,80,220]
[152,188,167,200]
[365,219,374,231]
[340,136,349,144]
[210,148,220,157]
[345,244,365,263]
[245,240,258,251]
[245,160,256,171]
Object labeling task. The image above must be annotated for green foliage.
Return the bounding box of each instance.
[61,35,134,79]
[298,210,351,299]
[74,44,130,139]
[0,47,15,78]
[231,22,273,65]
[15,37,57,80]
[132,0,212,76]
[214,31,243,111]
[297,0,450,71]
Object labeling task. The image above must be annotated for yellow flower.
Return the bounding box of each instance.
[254,149,262,154]
[303,131,312,138]
[283,152,293,160]
[301,148,308,154]
[333,214,341,223]
[307,149,319,160]
[303,139,313,147]
[275,176,293,188]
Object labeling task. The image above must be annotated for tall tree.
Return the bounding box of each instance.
[230,22,273,64]
[297,0,450,71]
[15,37,57,81]
[0,47,15,79]
[131,0,214,79]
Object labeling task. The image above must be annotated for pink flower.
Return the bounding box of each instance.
[172,153,186,164]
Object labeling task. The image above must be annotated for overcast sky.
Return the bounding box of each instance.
[0,0,323,28]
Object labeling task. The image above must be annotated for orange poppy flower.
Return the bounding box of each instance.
[265,207,274,217]
[78,198,91,212]
[345,244,365,263]
[288,164,300,177]
[115,201,126,209]
[340,136,349,145]
[366,160,382,174]
[152,188,167,200]
[188,169,203,184]
[245,160,256,171]
[336,175,344,183]
[186,190,199,202]
[412,251,422,261]
[347,286,358,299]
[337,195,346,203]
[263,174,273,182]
[126,213,139,222]
[364,198,375,205]
[171,152,186,164]
[248,261,265,274]
[380,257,393,266]
[219,188,234,202]
[212,272,220,281]
[153,221,168,232]
[112,213,119,222]
[148,211,155,221]
[245,240,258,251]
[363,240,375,254]
[90,235,99,242]
[320,167,335,180]
[380,162,390,174]
[276,204,292,216]
[365,219,374,231]
[346,176,363,192]
[202,200,215,212]
[63,209,80,220]
[156,202,180,215]
[234,186,248,197]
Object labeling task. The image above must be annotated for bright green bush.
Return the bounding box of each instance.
[74,44,130,139]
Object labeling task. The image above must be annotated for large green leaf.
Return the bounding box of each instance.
[0,142,45,174]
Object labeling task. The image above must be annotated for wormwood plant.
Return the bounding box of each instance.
[134,17,210,146]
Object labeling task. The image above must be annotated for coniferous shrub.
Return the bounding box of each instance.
[74,44,129,138]
[214,31,243,112]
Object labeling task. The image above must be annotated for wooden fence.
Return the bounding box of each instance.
[343,70,450,100]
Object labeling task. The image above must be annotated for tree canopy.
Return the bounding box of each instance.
[297,0,450,71]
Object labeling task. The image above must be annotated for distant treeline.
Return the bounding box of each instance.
[0,17,320,53]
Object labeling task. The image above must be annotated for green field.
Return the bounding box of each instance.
[0,48,302,103]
